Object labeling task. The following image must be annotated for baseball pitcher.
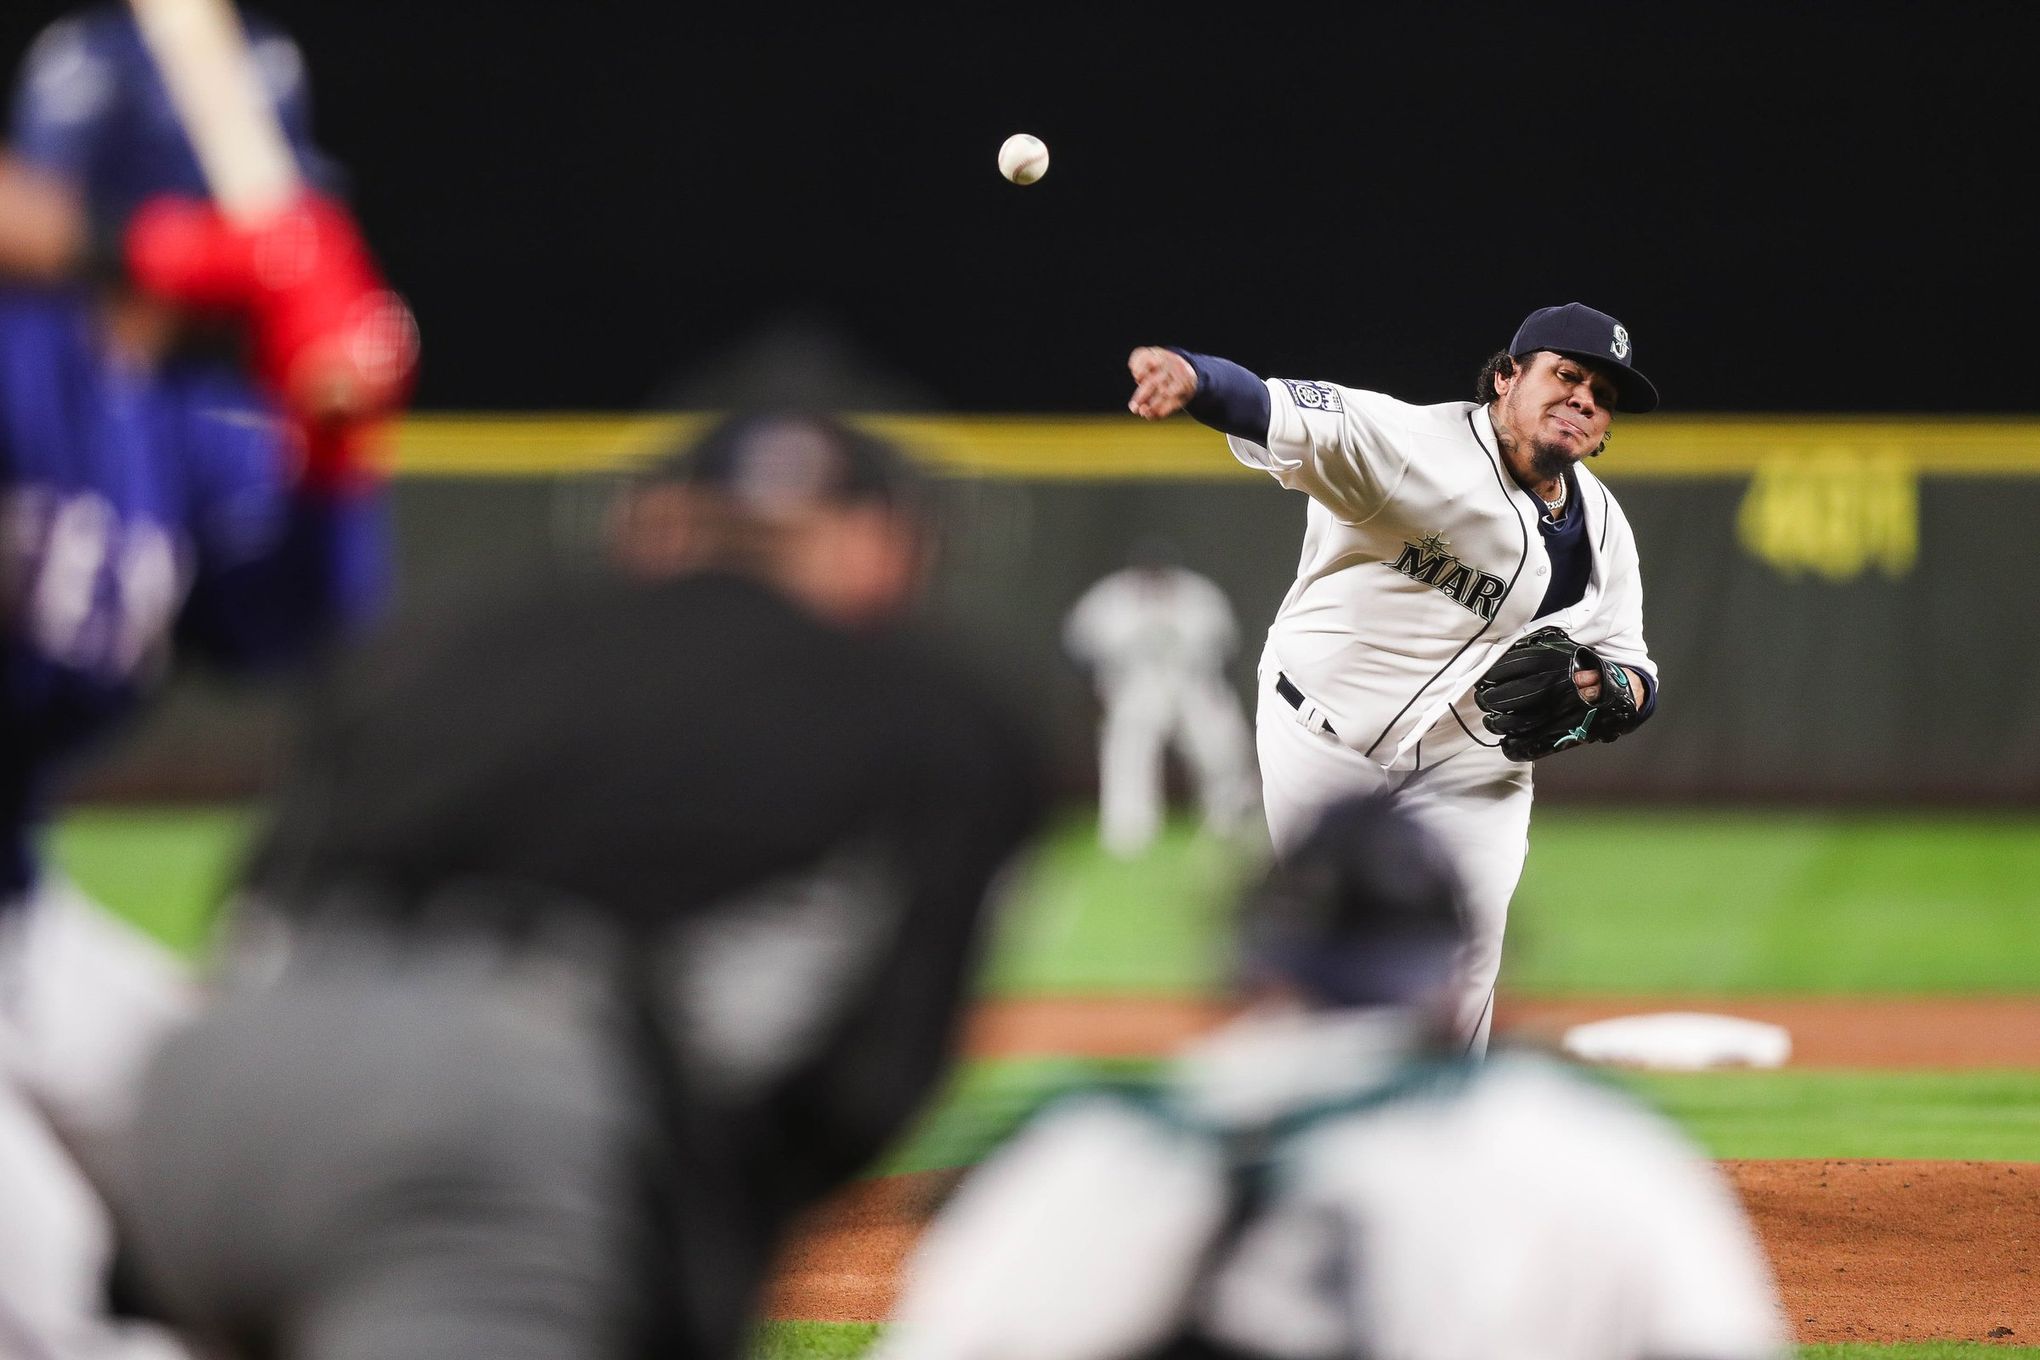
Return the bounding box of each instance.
[1124,304,1660,1052]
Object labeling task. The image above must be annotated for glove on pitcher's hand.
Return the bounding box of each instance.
[1473,626,1642,761]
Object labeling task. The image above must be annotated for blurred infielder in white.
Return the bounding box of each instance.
[878,796,1786,1360]
[1123,305,1662,1053]
[1063,543,1255,858]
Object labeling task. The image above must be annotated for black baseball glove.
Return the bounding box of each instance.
[1472,627,1644,762]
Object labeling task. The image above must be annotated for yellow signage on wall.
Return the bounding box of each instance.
[1735,447,1918,581]
[390,415,2040,479]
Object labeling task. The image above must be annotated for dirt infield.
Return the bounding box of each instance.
[764,993,2040,1344]
[765,1171,959,1324]
[967,993,2040,1066]
[766,1161,2038,1345]
[1736,1160,2036,1344]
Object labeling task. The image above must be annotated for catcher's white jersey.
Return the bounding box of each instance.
[879,1009,1786,1360]
[1,880,197,1360]
[1230,380,1655,770]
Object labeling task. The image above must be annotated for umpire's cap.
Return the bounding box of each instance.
[648,411,926,519]
[1238,795,1468,1009]
[1509,303,1660,413]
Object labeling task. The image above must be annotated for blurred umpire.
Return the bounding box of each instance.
[121,412,1048,1360]
[878,793,1786,1360]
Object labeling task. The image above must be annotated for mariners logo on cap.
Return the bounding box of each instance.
[1610,325,1632,361]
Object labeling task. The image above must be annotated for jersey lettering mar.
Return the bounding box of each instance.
[1386,531,1508,621]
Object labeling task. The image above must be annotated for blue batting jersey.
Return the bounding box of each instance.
[1,288,387,899]
[10,4,336,230]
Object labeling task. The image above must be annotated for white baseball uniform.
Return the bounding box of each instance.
[0,878,196,1360]
[1063,566,1256,857]
[878,1008,1785,1360]
[1231,384,1655,1052]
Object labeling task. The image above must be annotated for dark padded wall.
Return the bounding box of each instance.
[72,470,2040,806]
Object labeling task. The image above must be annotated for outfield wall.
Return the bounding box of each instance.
[75,415,2040,805]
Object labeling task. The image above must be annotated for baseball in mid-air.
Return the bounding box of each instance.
[997,133,1049,185]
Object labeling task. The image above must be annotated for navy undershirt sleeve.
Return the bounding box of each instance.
[1166,349,1271,443]
[1628,666,1658,722]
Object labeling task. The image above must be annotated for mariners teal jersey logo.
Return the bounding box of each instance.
[1385,532,1508,621]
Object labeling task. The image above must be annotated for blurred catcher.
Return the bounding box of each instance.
[878,794,1786,1360]
[122,412,1047,1360]
[0,5,411,1357]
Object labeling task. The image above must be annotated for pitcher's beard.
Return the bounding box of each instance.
[1526,439,1576,484]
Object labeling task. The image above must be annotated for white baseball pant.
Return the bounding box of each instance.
[1254,665,1533,1056]
[1096,674,1256,858]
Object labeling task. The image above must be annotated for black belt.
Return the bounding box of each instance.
[1275,672,1336,736]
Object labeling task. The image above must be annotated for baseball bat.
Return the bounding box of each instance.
[125,0,300,221]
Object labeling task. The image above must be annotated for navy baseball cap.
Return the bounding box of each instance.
[1509,303,1660,413]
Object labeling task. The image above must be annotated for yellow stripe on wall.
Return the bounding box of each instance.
[389,414,2040,479]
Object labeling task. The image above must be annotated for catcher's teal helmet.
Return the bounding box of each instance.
[1237,795,1468,1009]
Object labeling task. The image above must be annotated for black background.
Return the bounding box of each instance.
[5,3,2035,413]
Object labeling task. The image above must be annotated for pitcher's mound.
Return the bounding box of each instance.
[1727,1160,2037,1344]
[769,1160,2040,1345]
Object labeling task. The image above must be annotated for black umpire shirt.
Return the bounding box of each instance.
[240,567,1049,1359]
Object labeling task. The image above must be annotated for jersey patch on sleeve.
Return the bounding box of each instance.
[1279,379,1344,414]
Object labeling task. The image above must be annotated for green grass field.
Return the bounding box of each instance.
[1628,1069,2040,1161]
[49,804,2040,1357]
[874,1057,2040,1175]
[1510,812,2040,995]
[49,806,2040,1175]
[989,808,2040,997]
[49,807,251,957]
[53,805,2040,996]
